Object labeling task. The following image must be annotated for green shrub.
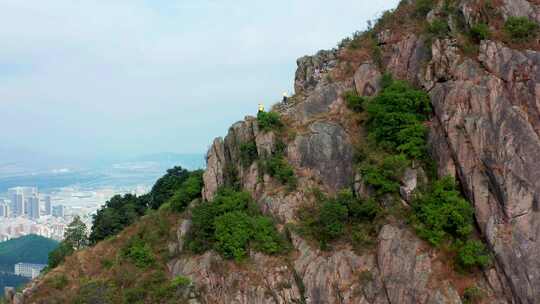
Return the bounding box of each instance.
[365,77,431,159]
[299,189,381,250]
[427,19,450,38]
[251,216,286,255]
[336,190,381,221]
[186,203,216,253]
[469,23,490,42]
[257,111,283,132]
[214,211,253,260]
[359,154,409,196]
[47,241,74,269]
[170,276,191,288]
[380,73,394,90]
[185,189,286,260]
[169,170,203,212]
[240,142,258,166]
[415,0,434,17]
[121,237,155,268]
[318,201,348,248]
[456,240,490,271]
[344,91,367,112]
[504,16,539,42]
[265,155,297,189]
[411,177,474,246]
[462,286,485,304]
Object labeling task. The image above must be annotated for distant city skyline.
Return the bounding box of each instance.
[0,0,400,161]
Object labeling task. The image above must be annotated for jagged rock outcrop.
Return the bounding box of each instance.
[425,37,540,303]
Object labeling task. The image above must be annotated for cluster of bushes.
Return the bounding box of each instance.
[410,177,490,271]
[89,166,203,244]
[240,141,258,167]
[352,73,490,272]
[185,188,287,260]
[359,154,409,196]
[504,16,539,42]
[167,171,204,212]
[298,189,382,250]
[262,155,297,189]
[344,91,368,113]
[427,19,450,39]
[120,236,155,269]
[365,74,431,159]
[469,23,490,42]
[257,111,283,132]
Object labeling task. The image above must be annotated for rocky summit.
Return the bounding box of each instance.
[7,0,540,303]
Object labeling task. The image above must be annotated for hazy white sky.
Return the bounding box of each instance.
[0,0,400,162]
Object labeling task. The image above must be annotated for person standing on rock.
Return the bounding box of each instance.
[258,103,265,113]
[282,92,289,103]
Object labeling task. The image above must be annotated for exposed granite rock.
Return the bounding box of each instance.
[291,122,354,192]
[383,33,429,85]
[295,50,338,95]
[501,0,540,23]
[424,38,540,303]
[4,287,15,302]
[202,137,226,202]
[378,225,431,304]
[354,63,382,96]
[171,251,303,304]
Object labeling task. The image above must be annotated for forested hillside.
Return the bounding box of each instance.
[0,235,58,272]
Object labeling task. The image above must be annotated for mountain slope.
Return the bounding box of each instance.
[10,0,540,303]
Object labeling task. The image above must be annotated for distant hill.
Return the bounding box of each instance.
[0,235,58,273]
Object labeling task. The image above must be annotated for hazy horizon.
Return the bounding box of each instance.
[1,0,400,164]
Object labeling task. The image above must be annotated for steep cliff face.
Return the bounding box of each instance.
[190,0,540,303]
[11,0,540,303]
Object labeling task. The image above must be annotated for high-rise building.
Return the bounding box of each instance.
[8,187,37,216]
[52,205,65,218]
[27,195,40,220]
[14,194,24,216]
[0,204,9,217]
[43,196,52,216]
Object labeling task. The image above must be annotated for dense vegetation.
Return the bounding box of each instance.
[365,74,431,159]
[0,235,58,273]
[256,111,283,132]
[298,189,382,251]
[0,235,57,296]
[89,166,203,244]
[47,216,88,270]
[185,188,287,261]
[43,166,204,276]
[504,16,539,42]
[347,75,491,272]
[410,178,490,270]
[89,194,149,244]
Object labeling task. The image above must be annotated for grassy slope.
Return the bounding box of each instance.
[26,210,187,304]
